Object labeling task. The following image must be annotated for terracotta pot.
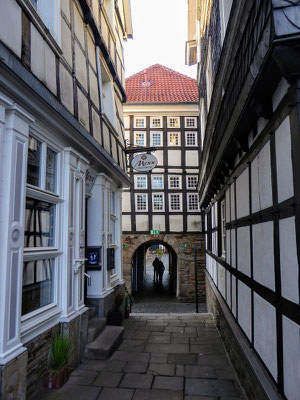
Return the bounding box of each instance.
[45,365,70,389]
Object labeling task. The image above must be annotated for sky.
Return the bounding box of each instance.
[124,0,197,79]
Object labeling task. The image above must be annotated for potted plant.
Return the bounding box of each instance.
[45,334,71,389]
[108,290,124,326]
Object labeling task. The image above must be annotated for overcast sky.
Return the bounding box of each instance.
[124,0,197,79]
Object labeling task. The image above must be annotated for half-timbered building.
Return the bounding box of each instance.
[188,0,300,399]
[122,64,205,302]
[0,0,132,398]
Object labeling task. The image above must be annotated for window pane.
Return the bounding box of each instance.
[152,176,163,188]
[137,176,147,188]
[136,194,147,210]
[153,194,163,211]
[152,133,161,146]
[135,133,145,146]
[46,147,57,192]
[27,136,41,187]
[24,199,55,247]
[22,258,54,315]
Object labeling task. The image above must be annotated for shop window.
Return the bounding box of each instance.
[23,135,61,317]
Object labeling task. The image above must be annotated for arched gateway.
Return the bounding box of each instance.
[122,233,205,302]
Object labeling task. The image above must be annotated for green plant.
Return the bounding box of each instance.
[50,334,70,372]
[155,249,164,256]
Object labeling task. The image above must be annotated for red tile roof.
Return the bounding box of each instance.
[125,64,198,103]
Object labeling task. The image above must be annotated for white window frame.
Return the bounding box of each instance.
[152,193,165,212]
[168,132,181,146]
[167,117,180,128]
[134,131,146,146]
[134,175,147,189]
[185,132,198,146]
[22,134,62,324]
[186,175,198,189]
[30,0,61,45]
[169,193,182,212]
[135,193,148,211]
[220,199,226,257]
[187,193,199,211]
[168,175,182,189]
[150,116,162,128]
[184,117,197,128]
[134,117,146,128]
[151,175,164,189]
[150,131,163,147]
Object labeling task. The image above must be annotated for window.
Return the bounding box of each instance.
[29,0,61,44]
[185,117,197,128]
[152,175,164,189]
[187,176,198,189]
[135,194,148,211]
[152,194,164,211]
[168,117,180,128]
[134,132,145,146]
[168,132,180,146]
[150,117,162,128]
[135,175,147,189]
[220,199,226,256]
[134,117,146,128]
[169,175,181,189]
[151,132,162,146]
[23,135,60,316]
[169,194,182,211]
[186,132,197,146]
[187,194,199,211]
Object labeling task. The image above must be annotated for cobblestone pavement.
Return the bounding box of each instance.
[38,314,247,400]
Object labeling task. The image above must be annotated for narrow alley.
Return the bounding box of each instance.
[38,313,245,400]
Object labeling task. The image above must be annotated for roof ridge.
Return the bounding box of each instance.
[126,64,196,82]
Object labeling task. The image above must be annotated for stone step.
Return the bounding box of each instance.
[88,306,97,320]
[84,325,124,360]
[87,317,107,343]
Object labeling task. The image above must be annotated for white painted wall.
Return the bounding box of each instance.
[0,0,22,58]
[185,151,199,167]
[254,293,277,380]
[169,215,183,231]
[238,280,252,340]
[168,150,181,166]
[187,215,201,231]
[122,191,131,212]
[122,214,131,231]
[283,316,300,400]
[237,226,251,276]
[136,215,149,231]
[272,78,289,111]
[253,221,275,290]
[236,168,249,218]
[153,215,166,231]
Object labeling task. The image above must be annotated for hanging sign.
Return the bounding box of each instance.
[131,153,158,172]
[85,167,97,195]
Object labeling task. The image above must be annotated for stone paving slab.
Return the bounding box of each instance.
[36,313,247,400]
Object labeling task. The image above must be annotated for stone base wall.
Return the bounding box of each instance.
[206,273,284,400]
[0,350,27,400]
[24,309,89,400]
[122,233,206,303]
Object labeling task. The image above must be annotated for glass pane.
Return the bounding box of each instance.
[27,136,41,187]
[22,258,54,315]
[46,147,57,192]
[24,199,55,247]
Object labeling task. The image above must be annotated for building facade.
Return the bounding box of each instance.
[122,64,205,302]
[0,0,132,398]
[188,1,300,399]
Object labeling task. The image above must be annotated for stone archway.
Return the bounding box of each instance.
[122,233,205,302]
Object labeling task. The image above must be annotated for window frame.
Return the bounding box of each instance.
[187,193,199,211]
[219,198,226,257]
[168,132,181,146]
[184,117,197,128]
[169,193,182,212]
[135,193,148,212]
[168,175,182,189]
[29,0,61,45]
[134,175,148,189]
[167,117,180,128]
[134,131,146,146]
[186,175,198,189]
[134,117,146,128]
[150,116,162,128]
[151,175,164,189]
[152,193,165,212]
[150,131,163,147]
[185,132,198,147]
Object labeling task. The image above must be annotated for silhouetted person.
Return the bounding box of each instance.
[152,257,160,282]
[158,260,165,284]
